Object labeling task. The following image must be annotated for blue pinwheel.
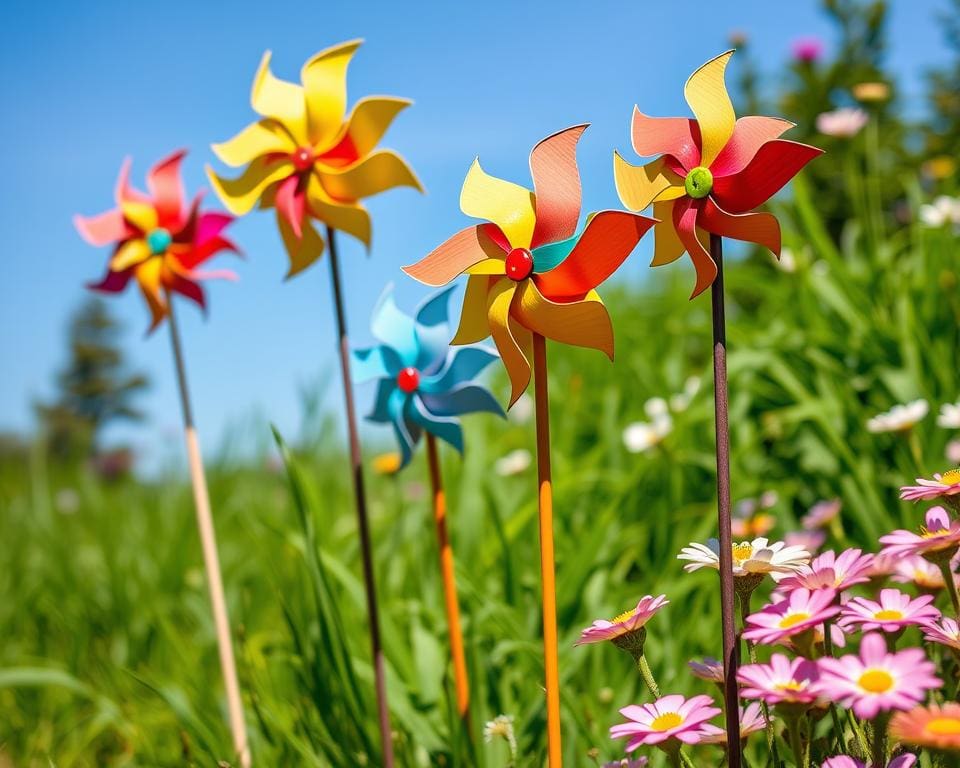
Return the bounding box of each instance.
[354,285,505,467]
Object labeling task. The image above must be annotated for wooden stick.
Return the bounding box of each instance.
[166,295,251,768]
[709,234,741,766]
[532,333,562,767]
[424,433,471,722]
[325,226,395,767]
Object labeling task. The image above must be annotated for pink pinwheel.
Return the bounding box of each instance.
[816,633,941,719]
[743,587,840,646]
[610,694,720,750]
[75,151,237,330]
[839,589,941,634]
[737,654,822,706]
[778,549,875,593]
[880,506,960,560]
[576,595,669,646]
[614,51,822,297]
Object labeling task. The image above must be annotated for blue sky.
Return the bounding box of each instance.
[0,0,951,465]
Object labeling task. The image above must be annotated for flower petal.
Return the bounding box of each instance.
[460,158,535,249]
[420,385,504,418]
[528,124,586,248]
[110,239,151,271]
[301,40,362,147]
[278,212,325,278]
[451,276,493,345]
[316,149,422,202]
[684,51,735,168]
[534,210,654,299]
[631,108,701,169]
[672,198,717,299]
[207,157,294,216]
[710,116,794,177]
[487,278,530,405]
[699,197,781,255]
[651,201,685,266]
[147,150,187,229]
[403,224,504,286]
[712,139,823,212]
[324,96,411,162]
[251,51,308,143]
[614,153,684,212]
[211,120,295,168]
[513,280,613,360]
[74,209,133,246]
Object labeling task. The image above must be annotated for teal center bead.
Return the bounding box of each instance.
[684,166,714,199]
[146,228,172,255]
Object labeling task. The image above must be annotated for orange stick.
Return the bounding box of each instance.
[167,296,251,768]
[425,433,471,721]
[532,333,562,767]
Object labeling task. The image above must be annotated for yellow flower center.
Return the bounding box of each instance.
[921,526,950,538]
[651,712,684,731]
[926,716,960,735]
[775,681,805,692]
[857,669,894,694]
[874,609,904,621]
[778,612,811,629]
[941,469,960,485]
[732,543,753,563]
[611,609,635,625]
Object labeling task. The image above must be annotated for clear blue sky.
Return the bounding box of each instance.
[0,0,951,466]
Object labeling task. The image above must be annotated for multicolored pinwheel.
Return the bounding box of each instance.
[354,286,504,467]
[75,150,238,330]
[404,125,655,405]
[613,51,823,298]
[207,40,422,277]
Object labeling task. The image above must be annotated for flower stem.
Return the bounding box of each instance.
[822,622,846,753]
[907,429,924,474]
[940,561,960,618]
[871,712,890,768]
[739,592,780,767]
[636,653,661,698]
[786,716,806,768]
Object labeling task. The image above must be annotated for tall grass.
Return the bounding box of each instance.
[1,148,958,767]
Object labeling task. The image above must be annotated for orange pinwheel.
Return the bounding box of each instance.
[75,150,238,331]
[404,125,655,406]
[207,40,422,277]
[614,51,823,298]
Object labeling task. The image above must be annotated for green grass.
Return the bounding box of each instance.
[2,164,959,767]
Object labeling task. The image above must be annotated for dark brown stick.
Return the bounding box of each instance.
[710,234,741,766]
[325,226,394,767]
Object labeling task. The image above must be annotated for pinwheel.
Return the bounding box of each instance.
[614,50,822,299]
[354,285,503,720]
[613,52,822,764]
[76,150,238,331]
[207,39,421,277]
[208,42,423,765]
[404,125,654,766]
[74,151,250,767]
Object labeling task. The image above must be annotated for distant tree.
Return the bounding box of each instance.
[36,298,148,461]
[922,0,960,192]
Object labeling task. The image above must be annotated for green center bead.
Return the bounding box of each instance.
[684,166,714,199]
[146,228,172,255]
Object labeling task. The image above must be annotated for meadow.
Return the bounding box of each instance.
[4,3,960,766]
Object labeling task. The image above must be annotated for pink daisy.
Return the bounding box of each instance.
[738,654,821,706]
[889,702,960,751]
[839,589,941,634]
[609,694,720,750]
[697,702,769,745]
[576,595,669,646]
[816,633,941,719]
[923,617,960,651]
[802,499,842,530]
[779,549,874,592]
[880,506,960,559]
[900,469,960,506]
[743,588,840,646]
[891,556,950,590]
[785,529,827,554]
[687,657,724,684]
[821,755,916,768]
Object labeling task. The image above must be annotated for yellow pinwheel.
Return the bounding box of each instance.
[207,40,422,276]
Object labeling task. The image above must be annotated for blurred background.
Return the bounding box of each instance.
[2,0,959,766]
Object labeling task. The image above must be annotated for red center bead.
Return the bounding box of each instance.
[396,366,420,393]
[505,247,534,281]
[291,146,315,172]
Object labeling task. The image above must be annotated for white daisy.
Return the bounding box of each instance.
[669,376,701,413]
[622,414,672,453]
[938,401,960,429]
[919,195,960,228]
[494,449,531,476]
[815,107,868,138]
[678,537,810,577]
[866,399,928,433]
